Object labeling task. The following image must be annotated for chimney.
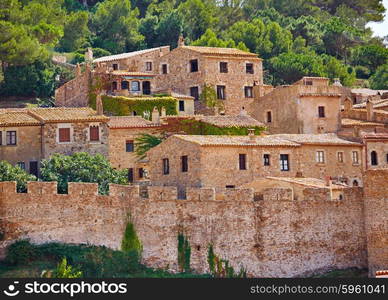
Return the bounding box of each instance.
[343,97,352,112]
[76,63,81,77]
[248,128,255,141]
[366,99,374,121]
[96,94,103,116]
[325,176,331,187]
[85,47,93,64]
[177,34,185,47]
[161,106,166,118]
[239,106,247,116]
[151,107,160,124]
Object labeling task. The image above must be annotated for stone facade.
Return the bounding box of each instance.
[0,179,369,277]
[249,77,343,134]
[363,169,388,276]
[147,134,364,192]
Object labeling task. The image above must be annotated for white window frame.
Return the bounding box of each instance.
[56,123,73,144]
[337,151,344,163]
[352,151,359,165]
[316,150,325,163]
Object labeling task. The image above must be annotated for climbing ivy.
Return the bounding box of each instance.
[121,221,143,262]
[89,94,178,116]
[177,233,191,273]
[175,119,266,135]
[207,244,246,278]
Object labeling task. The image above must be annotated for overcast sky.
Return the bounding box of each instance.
[367,0,388,37]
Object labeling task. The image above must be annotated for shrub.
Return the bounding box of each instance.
[0,161,37,192]
[6,240,39,265]
[51,257,83,278]
[121,222,142,261]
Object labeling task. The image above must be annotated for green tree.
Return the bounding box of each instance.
[369,64,388,89]
[121,221,142,260]
[0,160,36,193]
[351,45,388,75]
[134,134,163,160]
[322,55,356,86]
[59,11,89,52]
[91,0,144,53]
[39,152,128,195]
[51,257,83,278]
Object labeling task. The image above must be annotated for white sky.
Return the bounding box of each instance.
[367,0,388,37]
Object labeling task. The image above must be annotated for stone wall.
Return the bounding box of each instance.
[363,169,388,276]
[0,181,368,277]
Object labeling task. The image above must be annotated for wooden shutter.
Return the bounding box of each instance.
[59,128,70,142]
[90,126,99,141]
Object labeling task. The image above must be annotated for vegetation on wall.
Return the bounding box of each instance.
[89,94,177,116]
[207,244,246,278]
[200,83,224,111]
[121,220,143,261]
[39,152,128,195]
[177,233,191,273]
[134,134,163,160]
[0,161,37,193]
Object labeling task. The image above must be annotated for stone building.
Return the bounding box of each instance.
[248,77,343,134]
[362,132,388,170]
[108,115,162,182]
[55,39,263,115]
[0,108,109,176]
[147,133,363,192]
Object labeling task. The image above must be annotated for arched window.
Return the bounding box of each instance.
[131,81,140,91]
[121,81,129,90]
[353,180,359,187]
[371,151,378,166]
[112,81,117,90]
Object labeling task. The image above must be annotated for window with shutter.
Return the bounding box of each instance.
[59,128,70,143]
[6,131,17,145]
[90,126,100,141]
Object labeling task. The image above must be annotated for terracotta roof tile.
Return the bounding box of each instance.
[0,110,41,126]
[111,71,155,77]
[273,133,362,146]
[182,46,259,58]
[201,115,265,128]
[28,107,109,123]
[108,116,160,128]
[341,118,383,127]
[93,47,169,63]
[265,177,346,189]
[174,135,300,147]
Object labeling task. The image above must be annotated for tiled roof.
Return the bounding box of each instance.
[353,99,388,109]
[28,107,109,123]
[171,92,194,100]
[351,88,388,96]
[94,47,169,63]
[111,71,155,77]
[201,115,265,128]
[0,110,41,126]
[362,132,388,139]
[174,135,300,147]
[265,177,346,189]
[181,46,259,58]
[108,116,160,128]
[341,118,383,127]
[273,133,362,146]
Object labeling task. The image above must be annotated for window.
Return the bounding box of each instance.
[244,86,253,98]
[280,154,289,171]
[90,126,100,142]
[246,63,254,74]
[386,153,388,164]
[138,168,144,179]
[239,154,247,170]
[6,131,17,145]
[318,106,325,118]
[126,140,134,152]
[131,81,140,92]
[121,81,129,90]
[162,64,168,74]
[162,158,169,175]
[305,80,313,85]
[58,128,70,143]
[266,111,272,123]
[142,81,151,95]
[190,86,199,101]
[226,185,235,188]
[181,155,188,172]
[190,59,198,72]
[128,168,134,182]
[17,162,25,170]
[371,151,378,166]
[316,151,325,163]
[337,152,344,163]
[0,131,2,145]
[146,62,152,71]
[112,81,117,90]
[353,180,359,187]
[29,161,38,177]
[179,100,185,112]
[217,85,226,100]
[220,62,228,73]
[263,154,270,166]
[113,64,118,70]
[352,151,359,164]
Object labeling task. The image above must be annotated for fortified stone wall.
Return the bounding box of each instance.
[0,181,368,277]
[363,169,388,276]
